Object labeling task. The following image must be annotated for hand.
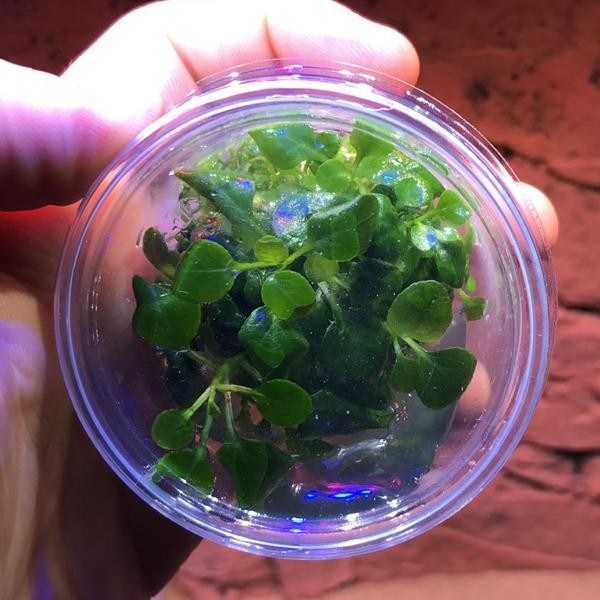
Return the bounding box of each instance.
[0,1,557,598]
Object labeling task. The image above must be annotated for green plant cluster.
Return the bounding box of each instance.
[132,121,486,508]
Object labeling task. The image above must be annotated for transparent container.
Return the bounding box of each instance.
[54,62,556,559]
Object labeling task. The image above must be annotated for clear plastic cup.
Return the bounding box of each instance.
[54,62,556,559]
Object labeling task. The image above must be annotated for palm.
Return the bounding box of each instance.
[0,205,197,598]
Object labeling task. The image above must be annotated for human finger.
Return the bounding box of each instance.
[0,0,419,210]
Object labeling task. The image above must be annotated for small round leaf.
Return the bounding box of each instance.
[390,351,418,393]
[394,175,433,207]
[350,123,395,162]
[261,271,316,320]
[238,307,309,368]
[253,235,289,264]
[154,448,214,494]
[416,348,477,409]
[132,291,201,351]
[253,379,313,427]
[173,239,235,303]
[249,123,337,170]
[459,290,487,321]
[355,155,387,180]
[217,437,268,508]
[132,275,163,304]
[316,159,353,192]
[142,227,179,277]
[410,222,439,253]
[307,194,379,261]
[303,253,339,283]
[386,280,453,342]
[151,409,195,450]
[435,190,471,224]
[434,239,468,288]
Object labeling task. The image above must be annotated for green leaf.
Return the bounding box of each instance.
[249,123,338,170]
[350,121,395,163]
[466,273,477,292]
[318,321,390,403]
[271,190,338,251]
[151,409,195,450]
[316,131,341,158]
[205,295,246,331]
[415,150,450,176]
[435,190,471,224]
[238,307,308,368]
[309,204,358,260]
[410,222,439,253]
[298,389,392,438]
[367,194,412,262]
[154,448,214,494]
[386,280,453,342]
[217,437,268,508]
[252,379,312,426]
[217,436,292,508]
[459,289,487,320]
[410,223,466,286]
[370,183,398,204]
[173,240,235,303]
[316,159,353,192]
[261,271,316,320]
[464,225,477,253]
[307,194,380,261]
[174,169,262,245]
[412,222,460,247]
[132,275,164,304]
[416,348,477,409]
[297,296,332,344]
[408,163,444,197]
[303,253,339,283]
[394,175,434,207]
[253,235,288,264]
[348,257,406,317]
[390,350,418,393]
[434,238,468,288]
[142,227,179,277]
[355,155,387,180]
[132,284,201,351]
[243,269,266,305]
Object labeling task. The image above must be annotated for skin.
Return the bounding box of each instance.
[0,1,558,598]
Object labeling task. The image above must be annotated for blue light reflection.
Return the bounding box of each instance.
[302,484,379,503]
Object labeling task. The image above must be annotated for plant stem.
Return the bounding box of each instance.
[278,240,315,270]
[332,275,350,291]
[195,387,216,458]
[183,386,213,420]
[232,260,273,271]
[199,410,214,447]
[413,207,437,224]
[393,339,403,357]
[186,349,219,371]
[155,272,174,284]
[318,282,344,326]
[402,336,427,358]
[240,359,263,383]
[212,353,246,384]
[216,383,255,395]
[223,392,236,440]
